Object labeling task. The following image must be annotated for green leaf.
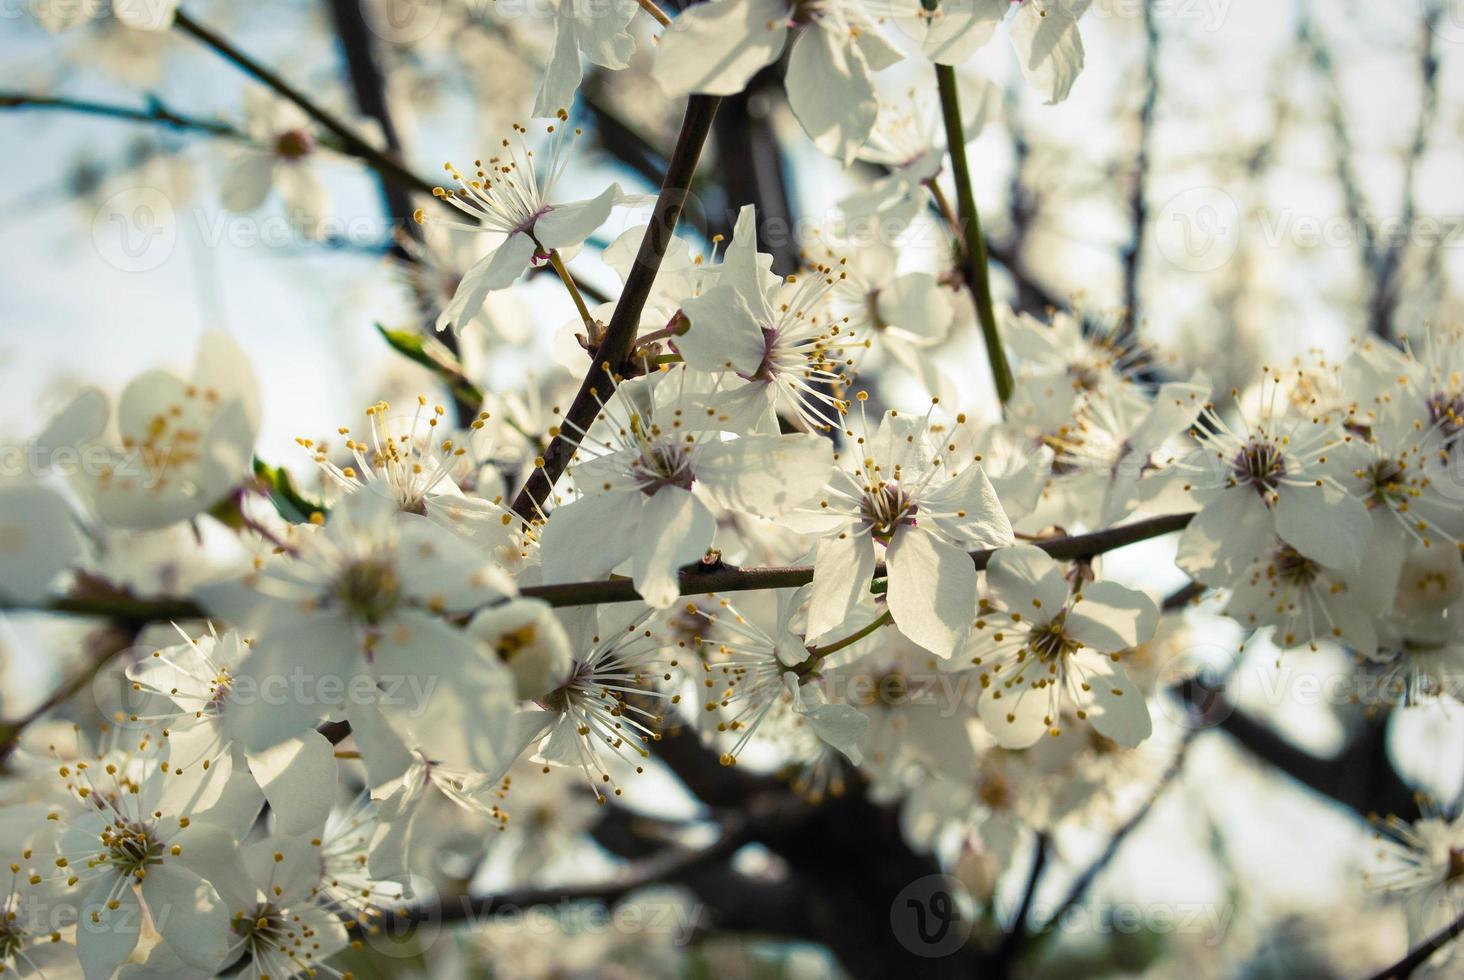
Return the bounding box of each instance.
[252,457,326,524]
[374,323,483,409]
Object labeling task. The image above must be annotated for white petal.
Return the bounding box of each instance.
[1010,0,1087,104]
[220,152,273,213]
[140,865,229,972]
[245,730,337,835]
[536,184,621,249]
[886,525,976,658]
[630,487,715,607]
[1066,580,1159,652]
[807,525,877,640]
[696,433,834,517]
[1080,653,1151,748]
[77,878,143,980]
[978,678,1051,749]
[225,612,358,753]
[435,232,538,332]
[1275,481,1370,572]
[540,490,638,585]
[1176,487,1275,585]
[652,0,789,97]
[0,483,85,603]
[534,10,585,119]
[876,272,953,341]
[346,693,415,788]
[918,0,1006,65]
[786,24,878,164]
[676,282,768,375]
[39,385,109,448]
[920,463,1013,549]
[984,544,1068,612]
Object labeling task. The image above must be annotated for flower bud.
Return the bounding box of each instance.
[467,599,572,700]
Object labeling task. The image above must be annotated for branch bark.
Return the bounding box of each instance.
[509,95,721,520]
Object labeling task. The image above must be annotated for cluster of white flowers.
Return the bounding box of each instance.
[7,0,1464,976]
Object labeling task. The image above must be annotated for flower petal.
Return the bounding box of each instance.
[653,0,789,97]
[1275,481,1369,572]
[984,544,1068,613]
[630,487,715,607]
[245,729,338,836]
[1066,580,1158,652]
[807,524,877,641]
[786,23,878,164]
[886,525,976,658]
[536,183,621,249]
[695,433,833,517]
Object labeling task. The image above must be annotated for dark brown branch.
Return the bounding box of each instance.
[1179,680,1421,822]
[510,95,722,520]
[995,830,1049,970]
[6,513,1197,623]
[1120,0,1159,337]
[405,815,756,926]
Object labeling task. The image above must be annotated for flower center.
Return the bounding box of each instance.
[537,660,595,713]
[860,482,917,544]
[335,558,402,625]
[1029,617,1081,662]
[1232,440,1287,494]
[1427,390,1464,442]
[1366,458,1408,509]
[1273,544,1320,586]
[632,442,695,495]
[274,129,314,160]
[231,902,288,953]
[101,820,163,878]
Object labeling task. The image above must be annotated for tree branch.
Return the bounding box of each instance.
[5,513,1195,625]
[509,95,722,520]
[173,7,443,208]
[0,91,246,140]
[1364,908,1464,980]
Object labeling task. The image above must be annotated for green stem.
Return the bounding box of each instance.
[935,64,1014,404]
[547,248,595,326]
[804,610,893,662]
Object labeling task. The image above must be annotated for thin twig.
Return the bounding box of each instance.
[935,64,1014,404]
[1364,908,1464,980]
[172,8,443,208]
[403,814,757,925]
[0,91,247,140]
[996,830,1049,969]
[1039,735,1193,934]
